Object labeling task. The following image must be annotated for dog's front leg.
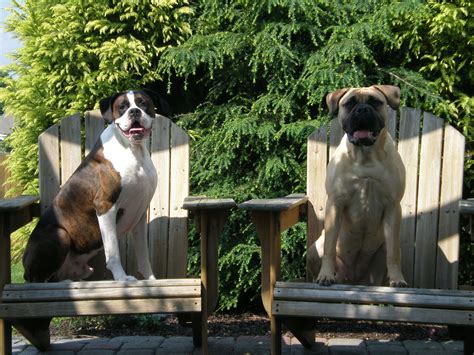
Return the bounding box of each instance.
[383,204,407,287]
[317,197,342,286]
[132,213,156,280]
[97,207,137,281]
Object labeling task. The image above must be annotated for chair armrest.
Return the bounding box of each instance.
[182,196,235,315]
[240,194,308,232]
[239,193,308,212]
[0,195,40,234]
[183,197,236,211]
[0,195,39,213]
[460,199,474,215]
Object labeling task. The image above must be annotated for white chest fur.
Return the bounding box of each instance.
[100,124,158,236]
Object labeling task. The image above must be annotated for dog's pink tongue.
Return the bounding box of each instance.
[129,128,144,134]
[353,130,370,139]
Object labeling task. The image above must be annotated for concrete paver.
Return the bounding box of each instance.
[10,334,465,354]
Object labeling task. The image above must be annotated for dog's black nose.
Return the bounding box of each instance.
[129,108,142,119]
[354,105,370,115]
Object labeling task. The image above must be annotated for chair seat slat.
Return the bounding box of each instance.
[274,286,474,310]
[272,301,473,326]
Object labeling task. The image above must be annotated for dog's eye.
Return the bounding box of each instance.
[119,103,129,112]
[343,97,356,108]
[368,97,383,106]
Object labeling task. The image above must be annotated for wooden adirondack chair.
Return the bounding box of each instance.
[240,107,474,355]
[0,111,236,354]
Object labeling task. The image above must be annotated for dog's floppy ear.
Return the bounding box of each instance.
[99,93,121,123]
[326,88,349,115]
[372,85,400,110]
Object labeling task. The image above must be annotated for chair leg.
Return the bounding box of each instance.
[271,315,282,355]
[1,319,12,355]
[12,318,52,351]
[282,317,315,349]
[448,325,474,355]
[191,312,208,353]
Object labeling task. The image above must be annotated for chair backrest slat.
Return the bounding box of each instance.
[38,125,60,214]
[436,124,465,289]
[398,107,421,286]
[168,122,190,278]
[37,111,189,280]
[414,112,444,288]
[307,126,327,252]
[149,115,172,278]
[307,106,465,289]
[60,114,82,184]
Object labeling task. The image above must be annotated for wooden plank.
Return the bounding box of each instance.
[279,207,302,233]
[397,107,421,286]
[149,115,171,278]
[239,194,308,212]
[460,200,474,214]
[3,286,200,302]
[197,210,227,314]
[274,281,474,297]
[183,197,236,210]
[387,107,397,140]
[59,113,82,185]
[0,298,201,318]
[306,126,327,251]
[272,301,473,326]
[436,125,465,289]
[84,110,104,156]
[38,124,60,214]
[329,118,343,159]
[251,211,281,316]
[168,122,189,278]
[4,279,201,291]
[273,287,474,309]
[414,112,443,288]
[0,196,39,212]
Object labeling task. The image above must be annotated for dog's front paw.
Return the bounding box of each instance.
[389,278,408,288]
[115,275,137,282]
[316,268,336,286]
[146,275,157,280]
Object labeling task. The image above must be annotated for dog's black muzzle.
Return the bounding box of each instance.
[342,104,385,146]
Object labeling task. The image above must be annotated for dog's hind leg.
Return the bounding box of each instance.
[132,213,156,280]
[307,231,324,282]
[22,226,70,282]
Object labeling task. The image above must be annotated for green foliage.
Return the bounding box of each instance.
[0,0,193,195]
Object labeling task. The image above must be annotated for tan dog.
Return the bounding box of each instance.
[308,85,407,287]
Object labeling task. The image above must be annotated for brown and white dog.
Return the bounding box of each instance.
[307,85,408,287]
[23,90,158,282]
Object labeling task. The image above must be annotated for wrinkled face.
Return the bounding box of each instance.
[106,91,155,143]
[338,88,388,146]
